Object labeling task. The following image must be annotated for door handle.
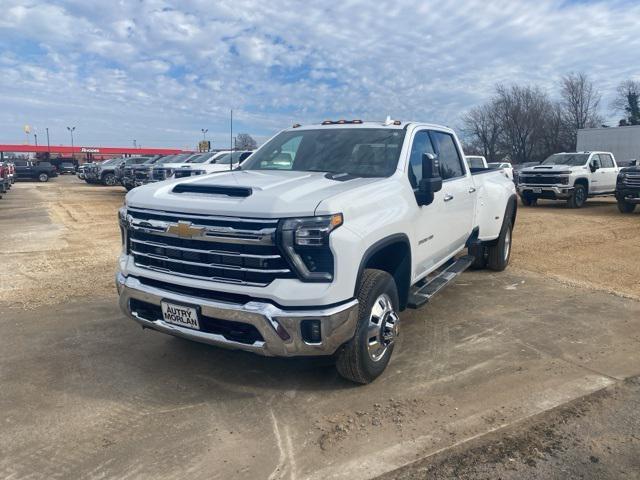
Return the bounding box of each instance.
[468,187,476,193]
[444,194,454,202]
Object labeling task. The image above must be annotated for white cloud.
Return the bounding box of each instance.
[0,0,639,147]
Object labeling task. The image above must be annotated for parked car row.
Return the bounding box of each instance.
[81,151,254,190]
[0,160,16,199]
[474,151,638,214]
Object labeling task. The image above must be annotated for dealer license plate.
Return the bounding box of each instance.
[161,301,200,330]
[532,188,542,194]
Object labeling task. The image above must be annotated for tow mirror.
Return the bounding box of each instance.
[416,153,442,206]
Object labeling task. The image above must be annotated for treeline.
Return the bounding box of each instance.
[462,74,640,164]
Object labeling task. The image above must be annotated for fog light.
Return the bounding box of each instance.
[301,319,322,344]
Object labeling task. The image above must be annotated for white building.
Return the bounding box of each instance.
[577,125,640,165]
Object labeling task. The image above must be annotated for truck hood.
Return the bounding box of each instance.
[521,164,585,174]
[126,169,383,218]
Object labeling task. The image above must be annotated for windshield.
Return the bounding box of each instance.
[157,153,192,164]
[241,128,406,177]
[542,154,589,166]
[466,157,485,169]
[187,153,218,164]
[215,152,248,165]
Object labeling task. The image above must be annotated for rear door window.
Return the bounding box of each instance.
[600,154,614,168]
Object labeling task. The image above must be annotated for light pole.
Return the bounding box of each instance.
[133,139,137,148]
[67,126,76,148]
[201,128,208,141]
[46,127,50,153]
[34,133,38,147]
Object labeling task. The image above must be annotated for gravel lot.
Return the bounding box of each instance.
[1,176,639,479]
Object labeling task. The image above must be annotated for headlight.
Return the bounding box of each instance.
[618,173,627,183]
[279,214,343,282]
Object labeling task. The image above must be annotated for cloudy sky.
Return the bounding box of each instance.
[1,0,639,149]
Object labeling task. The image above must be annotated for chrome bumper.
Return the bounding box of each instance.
[116,273,359,357]
[518,185,573,198]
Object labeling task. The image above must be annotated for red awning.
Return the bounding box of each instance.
[0,144,191,155]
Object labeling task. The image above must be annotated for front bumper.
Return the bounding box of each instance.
[616,188,640,204]
[518,185,573,199]
[116,273,360,357]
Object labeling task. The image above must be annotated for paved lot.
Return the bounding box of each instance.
[1,176,639,479]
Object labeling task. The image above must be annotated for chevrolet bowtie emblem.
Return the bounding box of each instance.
[166,221,205,238]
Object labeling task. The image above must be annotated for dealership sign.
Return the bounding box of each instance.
[80,147,100,153]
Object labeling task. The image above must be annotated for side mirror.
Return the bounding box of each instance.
[416,153,443,206]
[589,161,598,173]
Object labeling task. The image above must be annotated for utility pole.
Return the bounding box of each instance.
[230,110,233,171]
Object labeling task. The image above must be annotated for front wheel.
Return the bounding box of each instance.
[617,199,636,214]
[520,194,537,207]
[336,269,399,384]
[103,173,117,186]
[567,184,587,208]
[38,173,49,182]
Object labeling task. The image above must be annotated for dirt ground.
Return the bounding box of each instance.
[383,377,640,480]
[511,198,640,300]
[1,176,639,479]
[1,176,638,309]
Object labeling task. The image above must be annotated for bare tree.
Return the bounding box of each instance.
[612,80,640,126]
[539,101,572,158]
[235,133,258,150]
[560,72,602,148]
[494,84,553,164]
[461,100,502,162]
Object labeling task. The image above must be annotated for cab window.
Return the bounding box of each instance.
[429,131,465,180]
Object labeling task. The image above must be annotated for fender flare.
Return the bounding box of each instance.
[354,233,412,309]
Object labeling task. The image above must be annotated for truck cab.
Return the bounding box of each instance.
[117,120,516,383]
[518,151,618,208]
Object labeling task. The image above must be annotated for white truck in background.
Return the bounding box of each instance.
[117,119,517,383]
[172,150,254,179]
[517,151,619,208]
[465,155,488,170]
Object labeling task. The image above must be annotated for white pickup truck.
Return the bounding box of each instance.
[518,151,619,208]
[116,120,517,383]
[172,150,254,179]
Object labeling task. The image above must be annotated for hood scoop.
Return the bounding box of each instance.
[172,184,252,197]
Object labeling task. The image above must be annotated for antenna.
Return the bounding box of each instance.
[230,109,233,171]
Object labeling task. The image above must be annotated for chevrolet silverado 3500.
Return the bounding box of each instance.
[117,120,517,383]
[518,151,619,208]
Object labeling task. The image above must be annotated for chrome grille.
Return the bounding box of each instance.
[125,207,291,286]
[624,173,640,187]
[519,174,567,185]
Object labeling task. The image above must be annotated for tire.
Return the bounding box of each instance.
[617,199,636,214]
[487,217,513,272]
[38,173,49,182]
[336,269,400,384]
[468,243,487,269]
[567,184,587,208]
[102,173,116,186]
[520,194,537,207]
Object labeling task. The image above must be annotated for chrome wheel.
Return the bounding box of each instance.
[503,227,511,262]
[366,293,399,362]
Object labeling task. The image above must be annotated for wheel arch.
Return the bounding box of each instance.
[574,177,589,193]
[355,234,412,311]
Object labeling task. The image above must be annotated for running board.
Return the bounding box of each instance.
[407,255,475,309]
